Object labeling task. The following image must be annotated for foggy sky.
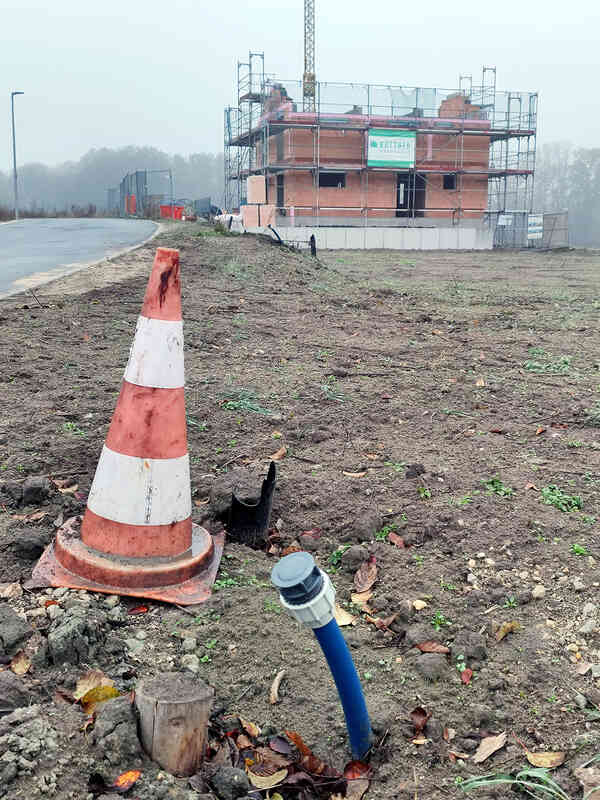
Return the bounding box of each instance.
[3,0,599,171]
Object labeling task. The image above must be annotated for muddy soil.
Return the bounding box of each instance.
[1,224,600,799]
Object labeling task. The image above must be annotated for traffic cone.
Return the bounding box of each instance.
[28,248,223,604]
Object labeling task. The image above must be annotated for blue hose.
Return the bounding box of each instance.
[313,618,372,759]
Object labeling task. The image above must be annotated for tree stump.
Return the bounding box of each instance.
[135,672,214,776]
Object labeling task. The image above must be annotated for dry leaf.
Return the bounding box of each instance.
[576,661,592,675]
[461,668,473,685]
[353,556,377,592]
[496,620,520,642]
[525,482,539,491]
[364,613,397,631]
[194,498,209,507]
[444,727,456,742]
[388,532,406,548]
[44,599,58,608]
[10,651,31,675]
[80,715,95,734]
[416,641,450,654]
[350,590,373,610]
[343,471,367,478]
[334,604,357,627]
[239,717,261,738]
[411,736,430,745]
[246,767,287,790]
[57,483,78,495]
[574,766,600,800]
[237,734,253,749]
[525,750,565,769]
[271,446,287,461]
[12,510,47,523]
[410,706,431,735]
[449,751,472,760]
[413,599,428,610]
[0,582,22,599]
[365,453,379,460]
[112,769,141,793]
[269,669,286,704]
[472,732,507,764]
[73,670,114,701]
[535,426,547,436]
[80,685,120,714]
[127,605,148,615]
[475,377,486,387]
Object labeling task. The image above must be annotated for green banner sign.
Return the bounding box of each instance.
[367,129,416,168]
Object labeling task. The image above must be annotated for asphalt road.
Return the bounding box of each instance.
[0,217,157,297]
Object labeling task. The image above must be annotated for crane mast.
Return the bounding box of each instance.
[303,0,316,111]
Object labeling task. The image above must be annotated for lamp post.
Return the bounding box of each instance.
[11,91,24,221]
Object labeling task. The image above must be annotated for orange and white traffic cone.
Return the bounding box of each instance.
[28,248,223,604]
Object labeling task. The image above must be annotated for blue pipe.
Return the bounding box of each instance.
[271,552,372,760]
[313,618,373,759]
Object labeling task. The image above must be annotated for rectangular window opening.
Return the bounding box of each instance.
[319,172,346,189]
[443,174,457,190]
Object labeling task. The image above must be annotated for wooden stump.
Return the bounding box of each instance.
[135,672,214,776]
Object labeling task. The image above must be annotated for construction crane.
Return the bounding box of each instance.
[303,0,316,111]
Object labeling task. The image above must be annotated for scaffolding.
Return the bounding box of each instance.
[224,61,537,231]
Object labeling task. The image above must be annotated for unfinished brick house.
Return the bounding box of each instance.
[225,57,537,245]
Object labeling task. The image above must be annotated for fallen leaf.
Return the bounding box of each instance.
[54,688,76,704]
[10,651,31,675]
[269,736,293,755]
[364,612,397,631]
[253,747,293,770]
[344,761,371,780]
[388,532,406,548]
[271,445,287,461]
[410,706,431,735]
[413,599,428,610]
[247,767,288,789]
[239,717,261,738]
[334,604,357,627]
[281,545,303,556]
[475,377,486,387]
[525,482,539,491]
[343,471,367,478]
[574,765,600,800]
[350,590,373,610]
[300,528,322,540]
[381,394,392,401]
[353,556,377,592]
[449,750,472,760]
[365,453,379,460]
[472,732,507,764]
[284,731,340,777]
[11,510,47,523]
[443,727,456,742]
[270,669,286,704]
[535,426,547,436]
[80,685,120,715]
[237,734,253,749]
[416,641,450,654]
[127,605,148,615]
[194,498,209,507]
[576,661,592,675]
[44,599,59,608]
[525,750,565,769]
[551,422,569,430]
[73,670,114,701]
[0,582,22,599]
[489,428,506,434]
[57,482,78,495]
[411,736,430,745]
[461,668,473,685]
[112,769,141,793]
[431,329,444,336]
[496,620,521,642]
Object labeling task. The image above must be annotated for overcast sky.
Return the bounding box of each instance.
[2,0,599,169]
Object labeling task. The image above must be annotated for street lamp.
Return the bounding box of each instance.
[11,91,24,221]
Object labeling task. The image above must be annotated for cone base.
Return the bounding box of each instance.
[26,518,225,606]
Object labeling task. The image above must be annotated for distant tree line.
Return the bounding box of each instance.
[0,146,223,217]
[534,142,600,247]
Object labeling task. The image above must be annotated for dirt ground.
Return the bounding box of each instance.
[1,224,600,799]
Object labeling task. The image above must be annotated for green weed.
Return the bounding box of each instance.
[62,421,85,436]
[221,388,273,416]
[460,766,571,799]
[541,484,583,512]
[524,353,571,374]
[417,486,431,500]
[431,610,452,631]
[328,544,351,568]
[375,524,396,542]
[571,543,588,556]
[483,477,514,498]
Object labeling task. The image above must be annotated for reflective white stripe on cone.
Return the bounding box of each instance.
[124,316,185,389]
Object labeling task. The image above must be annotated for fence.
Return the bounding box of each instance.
[488,210,568,249]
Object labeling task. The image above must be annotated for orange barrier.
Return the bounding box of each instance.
[28,248,223,604]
